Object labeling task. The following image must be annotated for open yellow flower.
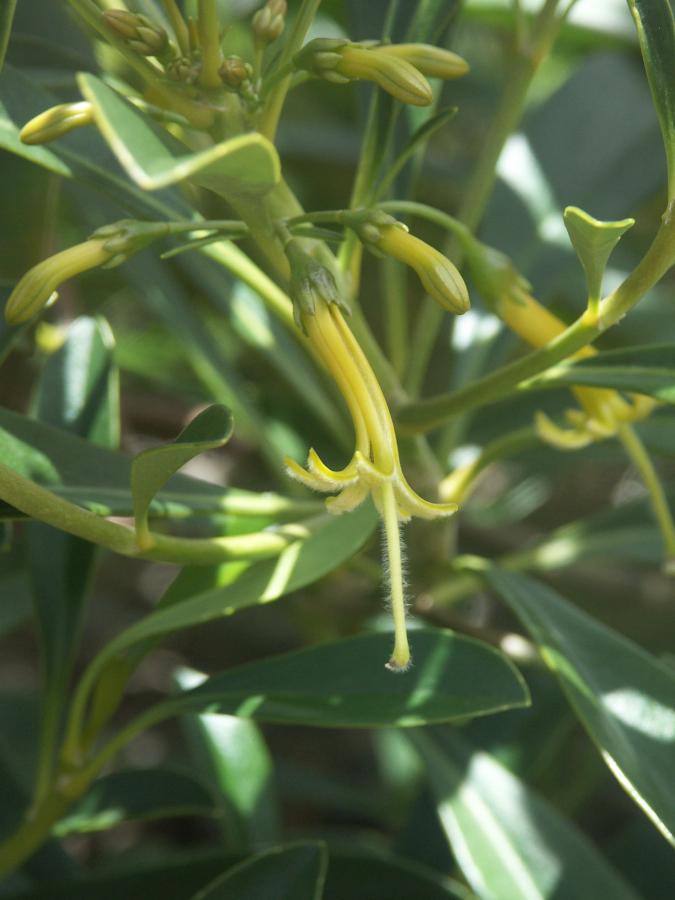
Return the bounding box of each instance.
[285,283,457,671]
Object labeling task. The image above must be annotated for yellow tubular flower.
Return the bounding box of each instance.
[335,46,433,106]
[375,224,470,315]
[286,298,457,671]
[5,240,113,325]
[376,44,469,80]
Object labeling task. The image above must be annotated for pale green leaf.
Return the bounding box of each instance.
[563,205,634,301]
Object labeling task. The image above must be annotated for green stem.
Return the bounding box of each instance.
[617,423,675,566]
[0,0,16,70]
[198,0,222,88]
[259,0,322,140]
[405,0,567,392]
[396,204,675,433]
[161,0,190,55]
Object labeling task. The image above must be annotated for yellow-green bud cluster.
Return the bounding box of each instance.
[294,39,469,106]
[252,0,287,47]
[103,9,169,58]
[219,56,254,90]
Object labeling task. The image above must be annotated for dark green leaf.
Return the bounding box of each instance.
[131,404,233,546]
[0,406,303,521]
[161,628,529,728]
[409,728,640,900]
[527,343,675,400]
[175,669,279,851]
[488,568,675,846]
[0,0,17,71]
[628,0,675,199]
[78,74,280,195]
[53,768,217,837]
[189,843,326,900]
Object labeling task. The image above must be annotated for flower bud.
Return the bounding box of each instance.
[103,10,169,57]
[5,240,113,325]
[369,224,469,315]
[295,40,433,106]
[252,0,287,46]
[376,44,469,79]
[219,55,253,89]
[20,102,94,145]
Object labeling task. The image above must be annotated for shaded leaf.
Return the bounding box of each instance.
[78,74,280,195]
[131,404,233,546]
[175,669,279,851]
[189,843,326,900]
[0,0,16,71]
[53,768,217,837]
[487,568,675,846]
[409,728,640,900]
[159,628,530,728]
[563,205,634,301]
[628,0,675,198]
[527,343,675,401]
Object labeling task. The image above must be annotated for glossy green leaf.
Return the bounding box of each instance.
[53,768,217,837]
[487,568,675,846]
[409,728,639,900]
[131,404,233,546]
[628,0,675,198]
[189,843,326,900]
[0,406,300,521]
[527,343,675,400]
[563,206,634,301]
[78,74,280,195]
[87,503,377,669]
[175,669,278,851]
[159,628,529,728]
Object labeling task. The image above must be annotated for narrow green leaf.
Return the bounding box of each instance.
[78,74,281,194]
[53,768,217,837]
[628,0,675,199]
[487,568,675,846]
[189,843,326,900]
[131,404,233,546]
[409,728,640,900]
[89,503,377,667]
[527,343,675,401]
[175,668,279,851]
[161,629,529,728]
[563,206,634,301]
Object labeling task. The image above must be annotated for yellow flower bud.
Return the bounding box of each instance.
[103,9,169,57]
[5,240,112,325]
[376,225,470,314]
[252,0,287,46]
[335,46,433,106]
[20,102,94,145]
[376,44,469,80]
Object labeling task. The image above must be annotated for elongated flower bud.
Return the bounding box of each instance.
[295,39,433,105]
[376,43,469,79]
[371,223,469,314]
[5,241,112,325]
[20,102,94,145]
[103,10,169,57]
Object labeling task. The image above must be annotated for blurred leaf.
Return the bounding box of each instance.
[627,0,675,199]
[189,843,326,900]
[159,629,529,728]
[88,503,378,666]
[527,343,675,401]
[175,669,279,851]
[53,768,217,837]
[325,849,473,899]
[131,404,233,546]
[408,728,640,900]
[78,74,280,194]
[0,0,17,71]
[0,407,303,521]
[376,106,457,197]
[487,568,675,846]
[563,206,634,300]
[28,317,119,781]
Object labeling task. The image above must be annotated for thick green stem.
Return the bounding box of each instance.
[198,0,222,88]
